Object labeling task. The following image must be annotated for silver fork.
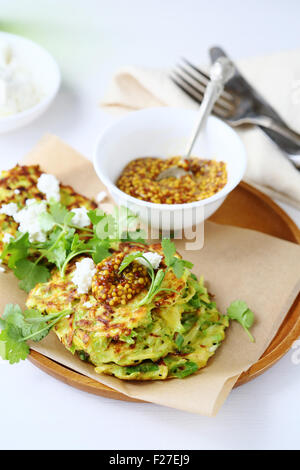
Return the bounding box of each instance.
[171,51,300,167]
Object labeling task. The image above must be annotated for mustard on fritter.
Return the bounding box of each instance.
[26,242,229,380]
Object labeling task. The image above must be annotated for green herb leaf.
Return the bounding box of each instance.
[4,201,147,290]
[161,238,176,265]
[4,232,30,269]
[14,259,50,293]
[0,327,30,364]
[119,252,169,306]
[161,238,193,279]
[88,209,106,227]
[38,212,55,232]
[42,242,66,269]
[71,234,86,252]
[49,201,69,224]
[63,211,75,227]
[119,252,146,273]
[227,300,255,342]
[92,242,111,264]
[0,304,71,363]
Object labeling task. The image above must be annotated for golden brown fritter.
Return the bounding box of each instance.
[26,243,229,380]
[0,164,97,257]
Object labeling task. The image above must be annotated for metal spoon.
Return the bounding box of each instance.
[156,57,235,181]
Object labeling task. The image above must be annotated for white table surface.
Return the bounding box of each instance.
[1,0,300,451]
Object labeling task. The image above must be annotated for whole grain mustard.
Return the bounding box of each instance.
[116,156,227,204]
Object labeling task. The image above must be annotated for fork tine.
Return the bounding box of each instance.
[173,70,233,115]
[170,74,230,119]
[175,66,234,111]
[181,57,235,102]
[181,58,210,82]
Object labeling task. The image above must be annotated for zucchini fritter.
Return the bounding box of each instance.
[26,242,229,380]
[0,164,96,257]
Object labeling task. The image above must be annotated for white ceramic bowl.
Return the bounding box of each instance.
[93,108,247,231]
[0,32,61,134]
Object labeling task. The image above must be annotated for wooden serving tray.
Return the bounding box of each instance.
[28,182,300,402]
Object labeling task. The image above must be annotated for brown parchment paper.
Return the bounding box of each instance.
[1,134,300,416]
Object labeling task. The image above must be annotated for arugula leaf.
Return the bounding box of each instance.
[14,259,50,293]
[227,300,255,342]
[0,304,71,363]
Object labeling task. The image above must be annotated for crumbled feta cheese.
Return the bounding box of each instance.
[72,258,96,294]
[71,207,90,228]
[2,233,14,244]
[14,189,20,195]
[26,198,39,206]
[137,252,162,270]
[96,191,107,204]
[0,202,18,216]
[13,199,48,243]
[83,301,93,308]
[209,345,219,353]
[0,260,5,273]
[37,173,60,202]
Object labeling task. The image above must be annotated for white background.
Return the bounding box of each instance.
[0,0,300,450]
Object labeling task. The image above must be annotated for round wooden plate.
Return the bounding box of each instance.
[28,182,300,402]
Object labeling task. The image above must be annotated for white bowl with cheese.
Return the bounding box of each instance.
[94,107,247,231]
[0,32,60,134]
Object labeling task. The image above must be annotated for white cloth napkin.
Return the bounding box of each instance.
[101,49,300,209]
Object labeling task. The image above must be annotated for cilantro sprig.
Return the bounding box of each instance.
[161,238,193,277]
[119,240,194,306]
[227,300,255,342]
[119,252,172,306]
[1,202,145,293]
[0,304,71,364]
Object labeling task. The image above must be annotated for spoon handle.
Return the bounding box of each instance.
[184,57,234,160]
